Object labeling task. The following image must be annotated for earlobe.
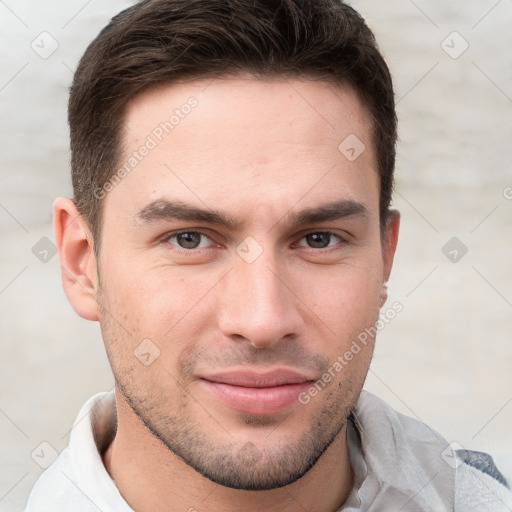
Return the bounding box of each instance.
[382,210,400,284]
[380,282,388,307]
[53,197,99,321]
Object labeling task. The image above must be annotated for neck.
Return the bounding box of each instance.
[103,388,353,512]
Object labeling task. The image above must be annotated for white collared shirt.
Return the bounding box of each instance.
[24,390,512,511]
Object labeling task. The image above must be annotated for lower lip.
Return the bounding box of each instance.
[200,380,311,415]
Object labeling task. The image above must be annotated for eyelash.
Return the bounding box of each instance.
[162,230,346,253]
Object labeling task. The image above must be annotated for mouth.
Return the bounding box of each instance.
[199,369,314,416]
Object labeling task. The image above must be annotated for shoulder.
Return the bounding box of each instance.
[455,449,512,511]
[24,391,127,512]
[352,391,512,510]
[24,447,95,511]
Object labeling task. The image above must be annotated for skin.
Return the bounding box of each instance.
[54,75,400,512]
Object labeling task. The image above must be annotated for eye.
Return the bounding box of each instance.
[167,231,213,250]
[298,232,342,249]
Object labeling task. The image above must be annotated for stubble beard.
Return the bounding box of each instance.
[114,373,359,490]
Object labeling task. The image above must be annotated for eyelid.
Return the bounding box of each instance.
[159,228,350,252]
[293,230,345,248]
[161,229,220,250]
[160,227,214,240]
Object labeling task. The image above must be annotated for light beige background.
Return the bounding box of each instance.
[1,1,511,510]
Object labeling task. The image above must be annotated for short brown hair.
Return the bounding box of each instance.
[69,0,397,248]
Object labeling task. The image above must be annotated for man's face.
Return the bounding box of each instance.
[94,76,396,490]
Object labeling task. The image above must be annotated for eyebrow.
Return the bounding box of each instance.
[135,198,369,230]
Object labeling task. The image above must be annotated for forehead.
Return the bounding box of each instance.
[106,76,378,224]
[124,75,373,157]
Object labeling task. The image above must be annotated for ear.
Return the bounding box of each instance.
[53,197,99,321]
[382,209,400,284]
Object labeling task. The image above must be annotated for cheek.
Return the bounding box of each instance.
[300,258,383,327]
[292,256,383,380]
[100,262,220,349]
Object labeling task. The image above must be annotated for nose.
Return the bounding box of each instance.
[217,253,304,349]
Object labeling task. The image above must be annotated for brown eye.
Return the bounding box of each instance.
[176,232,201,248]
[168,231,209,249]
[304,232,333,248]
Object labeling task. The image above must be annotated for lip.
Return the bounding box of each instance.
[199,369,314,415]
[201,369,313,387]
